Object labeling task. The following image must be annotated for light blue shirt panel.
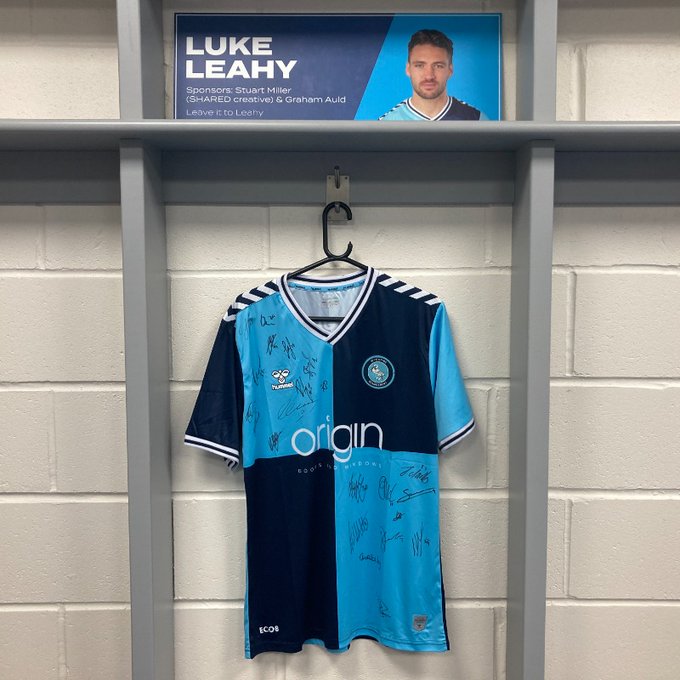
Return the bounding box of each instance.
[235,292,333,468]
[379,101,418,120]
[334,447,447,650]
[428,303,474,443]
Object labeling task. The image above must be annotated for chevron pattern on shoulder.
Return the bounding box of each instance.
[375,272,441,305]
[223,280,279,322]
[378,99,408,120]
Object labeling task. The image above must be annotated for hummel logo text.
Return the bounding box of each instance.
[271,368,294,390]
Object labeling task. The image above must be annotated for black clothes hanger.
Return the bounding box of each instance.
[288,202,368,323]
[289,202,367,278]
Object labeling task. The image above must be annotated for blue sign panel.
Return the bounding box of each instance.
[174,14,502,121]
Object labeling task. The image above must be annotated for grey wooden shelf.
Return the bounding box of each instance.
[1,119,679,152]
[2,122,678,206]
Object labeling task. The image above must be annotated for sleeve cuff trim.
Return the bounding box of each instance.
[184,435,240,468]
[439,417,476,452]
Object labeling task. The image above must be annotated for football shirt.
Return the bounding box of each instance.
[379,96,487,120]
[185,267,475,658]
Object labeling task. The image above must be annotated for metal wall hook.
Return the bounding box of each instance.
[326,166,350,219]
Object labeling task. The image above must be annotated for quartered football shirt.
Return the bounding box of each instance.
[184,267,475,658]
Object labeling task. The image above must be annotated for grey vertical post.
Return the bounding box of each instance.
[117,0,171,677]
[510,1,558,677]
[517,0,558,121]
[117,0,165,118]
[120,141,173,680]
[507,142,555,680]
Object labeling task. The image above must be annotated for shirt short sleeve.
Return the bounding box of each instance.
[428,302,475,452]
[184,316,244,470]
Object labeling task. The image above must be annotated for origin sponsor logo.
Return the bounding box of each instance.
[291,415,383,463]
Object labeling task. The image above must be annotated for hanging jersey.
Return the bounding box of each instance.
[379,96,485,121]
[184,268,475,658]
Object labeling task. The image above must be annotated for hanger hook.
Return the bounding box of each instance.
[322,202,353,259]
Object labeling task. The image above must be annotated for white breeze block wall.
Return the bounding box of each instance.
[0,0,119,119]
[546,204,680,680]
[0,205,130,680]
[552,4,680,677]
[556,3,680,121]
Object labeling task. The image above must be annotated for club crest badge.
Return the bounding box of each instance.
[362,355,395,389]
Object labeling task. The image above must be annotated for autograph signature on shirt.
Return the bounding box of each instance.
[378,476,436,505]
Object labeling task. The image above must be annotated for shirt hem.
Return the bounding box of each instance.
[339,627,448,652]
[246,630,448,658]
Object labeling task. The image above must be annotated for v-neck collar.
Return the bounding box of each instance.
[279,267,376,345]
[407,96,452,121]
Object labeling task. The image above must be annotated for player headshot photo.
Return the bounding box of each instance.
[379,28,488,121]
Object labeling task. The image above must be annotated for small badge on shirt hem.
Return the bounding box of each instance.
[412,614,428,631]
